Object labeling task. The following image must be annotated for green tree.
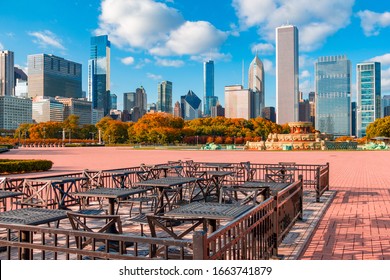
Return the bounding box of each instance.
[366,116,390,138]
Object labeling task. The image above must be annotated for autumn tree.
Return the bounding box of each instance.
[366,116,390,138]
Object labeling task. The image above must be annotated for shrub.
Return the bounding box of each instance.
[0,159,53,174]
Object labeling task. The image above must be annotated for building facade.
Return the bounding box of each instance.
[173,101,181,118]
[315,55,351,136]
[383,95,390,117]
[248,54,264,118]
[276,25,299,124]
[211,102,225,117]
[181,90,201,120]
[261,107,276,123]
[123,87,147,122]
[0,96,32,130]
[203,60,216,116]
[0,50,15,96]
[224,85,252,120]
[27,54,82,99]
[88,35,111,117]
[356,62,381,137]
[32,96,64,123]
[157,81,173,114]
[110,93,117,110]
[55,97,92,125]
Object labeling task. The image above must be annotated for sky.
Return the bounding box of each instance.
[0,0,389,111]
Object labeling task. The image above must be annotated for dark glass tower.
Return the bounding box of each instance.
[88,35,111,116]
[204,60,216,116]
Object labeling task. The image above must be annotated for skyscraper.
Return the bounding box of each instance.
[248,54,264,118]
[123,87,147,122]
[315,55,351,136]
[110,93,117,110]
[157,81,173,114]
[0,50,15,96]
[180,90,201,120]
[224,85,252,120]
[88,35,111,117]
[382,95,390,117]
[28,54,82,99]
[203,60,217,116]
[356,62,381,137]
[276,25,299,124]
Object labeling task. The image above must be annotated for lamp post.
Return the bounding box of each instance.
[196,135,199,146]
[43,127,46,144]
[68,130,71,144]
[89,132,96,142]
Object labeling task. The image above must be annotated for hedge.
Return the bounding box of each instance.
[0,159,53,174]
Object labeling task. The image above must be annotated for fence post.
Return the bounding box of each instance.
[192,231,207,260]
[298,175,303,220]
[272,197,279,258]
[326,162,330,191]
[316,166,321,202]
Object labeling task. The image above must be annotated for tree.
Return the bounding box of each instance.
[366,116,390,138]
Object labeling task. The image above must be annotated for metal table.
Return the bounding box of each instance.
[135,177,203,214]
[201,171,234,199]
[0,208,68,259]
[203,162,232,171]
[0,190,23,211]
[164,202,253,233]
[148,165,184,179]
[243,181,290,196]
[104,169,143,188]
[23,176,88,209]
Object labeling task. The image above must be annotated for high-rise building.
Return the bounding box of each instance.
[173,101,181,118]
[224,85,252,120]
[315,55,351,136]
[123,87,147,122]
[55,97,92,125]
[110,93,117,110]
[211,102,225,117]
[261,107,276,123]
[299,99,311,122]
[0,96,32,129]
[157,81,173,114]
[0,50,15,96]
[32,96,64,123]
[248,54,264,118]
[351,101,357,137]
[27,54,82,99]
[276,25,299,124]
[308,92,315,125]
[356,62,381,137]
[123,92,136,112]
[15,79,28,98]
[88,35,111,117]
[382,95,390,117]
[180,90,202,120]
[203,60,216,116]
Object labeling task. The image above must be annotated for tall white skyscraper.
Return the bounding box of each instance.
[0,50,15,96]
[276,25,299,124]
[248,54,264,118]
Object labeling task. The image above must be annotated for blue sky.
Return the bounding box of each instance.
[1,0,389,110]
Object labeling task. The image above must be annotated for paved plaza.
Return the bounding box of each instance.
[1,147,390,260]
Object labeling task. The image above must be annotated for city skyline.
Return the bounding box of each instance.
[0,0,389,111]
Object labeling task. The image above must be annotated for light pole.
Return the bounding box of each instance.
[68,130,71,144]
[43,127,46,144]
[89,132,96,141]
[196,135,199,146]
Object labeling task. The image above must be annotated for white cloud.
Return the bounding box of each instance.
[155,57,184,67]
[233,0,355,52]
[147,73,163,80]
[357,10,390,36]
[190,51,232,63]
[96,0,228,61]
[28,30,65,50]
[121,56,135,65]
[251,43,275,55]
[368,53,390,66]
[300,70,311,79]
[299,79,314,93]
[299,55,316,69]
[263,59,275,74]
[135,58,152,69]
[382,67,390,92]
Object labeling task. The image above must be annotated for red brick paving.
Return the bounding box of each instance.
[2,147,390,260]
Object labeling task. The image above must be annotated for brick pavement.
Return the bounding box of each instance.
[2,148,390,260]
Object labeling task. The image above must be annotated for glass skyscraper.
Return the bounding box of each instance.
[157,81,173,114]
[88,35,111,116]
[248,54,264,118]
[356,62,381,137]
[315,55,351,136]
[203,60,216,116]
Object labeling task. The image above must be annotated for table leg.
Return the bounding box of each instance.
[21,230,31,260]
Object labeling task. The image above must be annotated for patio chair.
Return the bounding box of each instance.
[18,180,57,209]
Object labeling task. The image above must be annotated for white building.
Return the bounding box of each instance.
[0,96,32,129]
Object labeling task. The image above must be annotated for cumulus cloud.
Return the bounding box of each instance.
[357,10,390,36]
[147,73,163,80]
[368,53,390,66]
[155,57,184,67]
[300,70,311,79]
[251,43,275,56]
[96,0,228,61]
[263,59,275,74]
[121,56,135,65]
[299,79,314,93]
[190,50,232,63]
[299,55,316,69]
[381,67,390,92]
[28,30,65,50]
[233,0,355,52]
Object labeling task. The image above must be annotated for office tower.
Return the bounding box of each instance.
[0,96,32,129]
[224,85,252,120]
[351,102,357,137]
[148,103,157,112]
[315,55,351,136]
[136,86,147,116]
[15,79,28,98]
[157,81,173,114]
[110,93,117,110]
[261,107,276,122]
[180,90,202,120]
[55,97,92,125]
[173,101,181,118]
[211,102,225,117]
[32,96,64,123]
[123,92,136,112]
[248,54,264,118]
[203,60,216,116]
[299,99,310,122]
[383,95,390,117]
[276,25,299,124]
[0,50,15,96]
[356,62,381,137]
[88,35,111,117]
[27,54,82,98]
[123,87,147,122]
[308,92,315,125]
